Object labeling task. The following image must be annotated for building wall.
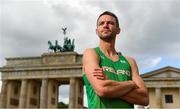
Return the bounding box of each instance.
[6,81,20,108]
[148,87,180,108]
[26,80,41,108]
[142,67,180,109]
[162,88,180,108]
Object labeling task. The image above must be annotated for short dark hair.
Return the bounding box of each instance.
[97,11,119,27]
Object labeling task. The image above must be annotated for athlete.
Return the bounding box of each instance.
[83,11,149,108]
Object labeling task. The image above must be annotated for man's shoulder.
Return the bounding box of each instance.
[83,48,99,59]
[124,56,135,61]
[83,48,97,56]
[124,56,137,65]
[84,48,95,53]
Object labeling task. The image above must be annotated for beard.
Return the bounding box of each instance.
[99,35,114,42]
[98,31,116,42]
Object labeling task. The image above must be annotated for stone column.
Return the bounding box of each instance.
[40,78,48,108]
[69,78,76,108]
[155,87,162,108]
[76,78,84,108]
[0,80,8,108]
[19,79,28,108]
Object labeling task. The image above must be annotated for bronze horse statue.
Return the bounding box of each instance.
[48,40,62,52]
[62,37,75,52]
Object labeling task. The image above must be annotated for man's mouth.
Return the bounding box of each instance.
[102,30,110,32]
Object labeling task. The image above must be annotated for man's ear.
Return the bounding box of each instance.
[96,28,98,35]
[116,28,121,34]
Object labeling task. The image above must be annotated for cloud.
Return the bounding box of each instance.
[58,85,69,104]
[114,1,180,58]
[1,1,60,57]
[138,57,162,69]
[1,0,180,58]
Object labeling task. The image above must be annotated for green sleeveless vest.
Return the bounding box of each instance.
[83,47,134,108]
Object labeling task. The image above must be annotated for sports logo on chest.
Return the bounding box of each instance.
[102,66,131,77]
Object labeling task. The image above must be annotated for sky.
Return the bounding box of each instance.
[0,0,180,106]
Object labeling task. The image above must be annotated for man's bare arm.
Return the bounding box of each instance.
[120,57,149,106]
[83,48,137,97]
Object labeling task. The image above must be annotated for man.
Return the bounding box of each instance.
[83,11,149,108]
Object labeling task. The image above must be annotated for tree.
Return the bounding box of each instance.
[57,102,68,108]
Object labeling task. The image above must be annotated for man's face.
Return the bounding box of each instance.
[96,15,120,41]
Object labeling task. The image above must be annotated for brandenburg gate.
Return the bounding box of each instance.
[0,52,84,108]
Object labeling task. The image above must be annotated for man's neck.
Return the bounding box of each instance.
[99,39,117,57]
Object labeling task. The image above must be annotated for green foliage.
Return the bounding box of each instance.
[57,102,88,109]
[57,102,68,108]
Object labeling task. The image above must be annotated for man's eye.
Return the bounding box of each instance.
[109,22,115,25]
[99,22,104,26]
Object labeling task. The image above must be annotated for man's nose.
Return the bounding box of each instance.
[103,22,109,28]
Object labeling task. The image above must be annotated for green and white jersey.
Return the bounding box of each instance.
[83,47,134,109]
